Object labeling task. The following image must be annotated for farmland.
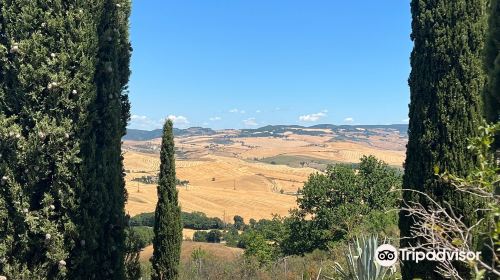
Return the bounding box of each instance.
[124,125,407,221]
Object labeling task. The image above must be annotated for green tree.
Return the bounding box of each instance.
[0,1,109,278]
[152,120,182,280]
[283,156,400,255]
[69,0,132,278]
[484,0,500,123]
[206,230,222,243]
[233,215,245,230]
[242,231,277,265]
[400,1,489,278]
[224,228,240,247]
[124,227,143,280]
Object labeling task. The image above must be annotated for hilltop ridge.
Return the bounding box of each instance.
[124,123,408,141]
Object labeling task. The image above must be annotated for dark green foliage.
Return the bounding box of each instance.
[233,215,245,230]
[400,0,487,279]
[193,231,209,242]
[400,0,489,279]
[240,231,277,265]
[193,230,222,243]
[283,156,401,255]
[129,226,154,248]
[129,212,156,227]
[124,227,143,280]
[0,0,131,277]
[249,216,286,244]
[484,0,500,123]
[69,0,132,278]
[183,212,224,230]
[0,0,130,278]
[224,228,240,247]
[152,120,182,280]
[130,211,225,230]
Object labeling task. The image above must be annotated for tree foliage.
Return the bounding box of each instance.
[193,230,223,243]
[484,0,500,123]
[400,0,489,278]
[129,211,224,230]
[282,156,401,255]
[152,120,182,280]
[0,1,131,278]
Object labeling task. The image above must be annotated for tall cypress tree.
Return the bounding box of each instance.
[69,0,132,279]
[152,120,182,280]
[400,1,489,279]
[484,0,500,123]
[0,1,100,278]
[0,0,131,278]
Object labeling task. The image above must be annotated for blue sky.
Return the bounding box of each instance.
[128,0,412,130]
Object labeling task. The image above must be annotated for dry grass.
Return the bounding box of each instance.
[139,241,243,262]
[125,152,301,220]
[124,132,405,221]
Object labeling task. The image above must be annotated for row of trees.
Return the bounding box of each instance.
[130,211,224,230]
[0,1,132,279]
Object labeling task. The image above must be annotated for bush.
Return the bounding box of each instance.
[129,226,154,248]
[224,228,240,247]
[233,215,245,230]
[193,230,222,243]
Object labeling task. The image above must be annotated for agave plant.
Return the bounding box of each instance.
[329,236,396,280]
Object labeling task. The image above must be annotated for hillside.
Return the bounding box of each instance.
[123,124,407,221]
[124,124,407,141]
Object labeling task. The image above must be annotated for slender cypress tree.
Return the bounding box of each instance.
[152,119,182,280]
[69,0,132,278]
[400,1,489,279]
[0,1,99,278]
[484,0,500,123]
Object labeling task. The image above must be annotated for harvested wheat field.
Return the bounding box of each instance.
[140,242,244,262]
[125,152,302,220]
[124,128,406,221]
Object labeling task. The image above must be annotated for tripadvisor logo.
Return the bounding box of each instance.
[375,244,398,267]
[374,244,482,267]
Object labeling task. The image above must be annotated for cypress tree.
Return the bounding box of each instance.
[400,1,489,279]
[0,1,100,278]
[0,0,131,278]
[484,0,500,123]
[152,120,182,280]
[69,0,132,279]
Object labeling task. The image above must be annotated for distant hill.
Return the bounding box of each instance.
[124,127,216,141]
[124,124,408,141]
[310,124,408,134]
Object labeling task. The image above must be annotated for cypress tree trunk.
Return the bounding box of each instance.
[484,0,500,123]
[0,1,99,278]
[152,120,182,280]
[400,1,488,279]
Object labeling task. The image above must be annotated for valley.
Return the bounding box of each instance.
[124,124,407,222]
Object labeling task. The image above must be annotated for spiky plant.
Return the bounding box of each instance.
[330,236,395,280]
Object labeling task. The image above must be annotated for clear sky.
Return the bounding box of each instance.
[128,0,412,130]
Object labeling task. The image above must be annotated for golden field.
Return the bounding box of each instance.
[124,128,406,222]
